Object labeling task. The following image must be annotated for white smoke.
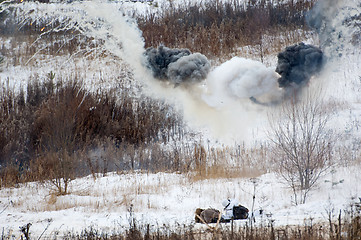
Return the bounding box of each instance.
[149,57,281,142]
[306,0,361,108]
[204,57,281,108]
[1,0,148,77]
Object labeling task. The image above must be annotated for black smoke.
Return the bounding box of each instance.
[145,45,191,80]
[167,53,210,85]
[144,45,210,86]
[276,42,324,89]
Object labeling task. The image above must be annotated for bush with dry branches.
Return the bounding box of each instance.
[268,90,334,204]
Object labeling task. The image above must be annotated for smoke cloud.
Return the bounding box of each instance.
[306,0,361,55]
[276,42,324,89]
[144,45,210,86]
[144,45,191,80]
[204,57,280,107]
[306,0,341,33]
[167,53,211,85]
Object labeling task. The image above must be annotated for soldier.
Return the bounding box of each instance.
[222,198,239,221]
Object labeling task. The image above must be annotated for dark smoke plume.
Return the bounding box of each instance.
[144,45,210,86]
[167,53,210,85]
[144,45,191,80]
[276,42,324,89]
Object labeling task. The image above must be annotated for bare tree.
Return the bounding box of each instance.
[32,83,86,195]
[268,90,334,204]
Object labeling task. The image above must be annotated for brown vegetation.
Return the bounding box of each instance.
[0,76,185,189]
[138,0,317,57]
[1,0,317,59]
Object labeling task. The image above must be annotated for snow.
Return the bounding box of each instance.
[0,166,360,238]
[0,0,361,238]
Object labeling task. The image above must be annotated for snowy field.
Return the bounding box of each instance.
[0,0,361,238]
[0,165,360,238]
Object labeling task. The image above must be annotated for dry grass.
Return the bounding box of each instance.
[0,172,186,212]
[59,214,361,240]
[189,143,272,182]
[190,165,265,182]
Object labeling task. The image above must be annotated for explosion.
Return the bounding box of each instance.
[276,43,324,89]
[144,45,210,86]
[0,0,337,139]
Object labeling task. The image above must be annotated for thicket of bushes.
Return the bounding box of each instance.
[138,0,317,56]
[0,76,187,187]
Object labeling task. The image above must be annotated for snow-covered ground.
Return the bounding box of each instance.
[0,165,360,238]
[0,0,361,238]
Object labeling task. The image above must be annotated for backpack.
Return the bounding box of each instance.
[233,205,249,219]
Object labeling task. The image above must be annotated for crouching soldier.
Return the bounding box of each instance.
[222,199,249,222]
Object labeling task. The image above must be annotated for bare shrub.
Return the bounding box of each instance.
[34,151,75,195]
[30,81,89,194]
[268,90,334,204]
